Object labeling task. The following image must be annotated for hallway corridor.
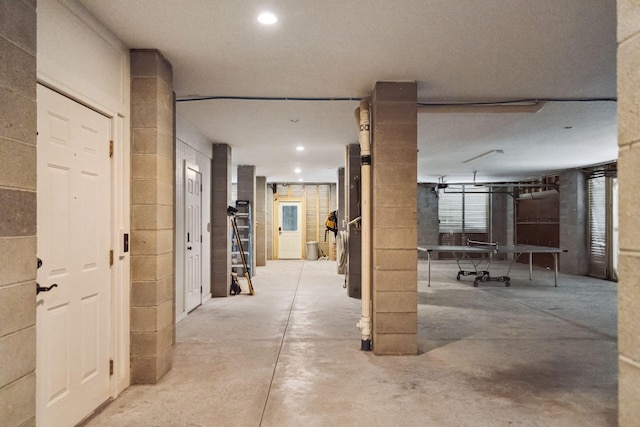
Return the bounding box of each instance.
[88,260,617,426]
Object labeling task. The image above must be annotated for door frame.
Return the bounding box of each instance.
[36,80,131,399]
[184,162,202,312]
[273,197,305,259]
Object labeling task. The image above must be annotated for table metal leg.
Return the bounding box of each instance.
[529,252,533,280]
[428,250,431,287]
[554,253,558,287]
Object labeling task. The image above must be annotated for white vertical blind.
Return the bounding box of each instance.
[612,178,618,280]
[464,189,489,233]
[438,190,463,233]
[438,186,488,234]
[588,177,607,278]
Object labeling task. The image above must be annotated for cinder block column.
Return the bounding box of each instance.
[338,167,346,229]
[237,165,256,274]
[559,170,588,275]
[256,176,267,266]
[130,49,175,384]
[337,167,346,273]
[617,4,640,424]
[371,82,418,355]
[347,144,362,298]
[417,184,439,260]
[490,188,515,261]
[211,144,232,297]
[267,184,274,260]
[0,1,37,424]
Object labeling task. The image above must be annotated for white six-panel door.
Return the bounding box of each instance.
[278,201,303,259]
[185,167,202,312]
[36,85,111,426]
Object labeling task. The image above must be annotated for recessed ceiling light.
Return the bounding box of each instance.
[298,178,303,182]
[257,12,277,25]
[294,168,301,173]
[296,146,304,151]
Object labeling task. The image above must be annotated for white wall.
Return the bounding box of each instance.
[176,116,213,320]
[37,0,131,395]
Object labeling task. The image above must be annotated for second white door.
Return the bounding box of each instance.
[278,201,302,259]
[185,167,202,312]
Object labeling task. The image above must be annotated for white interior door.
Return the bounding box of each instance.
[36,85,111,426]
[278,201,303,259]
[185,167,202,312]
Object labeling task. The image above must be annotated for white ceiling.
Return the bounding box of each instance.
[79,0,618,183]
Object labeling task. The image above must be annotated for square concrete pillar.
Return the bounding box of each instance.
[417,184,439,260]
[0,1,37,425]
[347,144,362,298]
[256,176,267,266]
[211,144,232,297]
[371,82,418,355]
[559,170,588,275]
[617,3,640,423]
[490,188,515,261]
[130,49,175,384]
[337,167,346,273]
[237,165,256,274]
[267,184,274,260]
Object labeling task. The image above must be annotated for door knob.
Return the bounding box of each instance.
[37,283,58,295]
[36,258,58,294]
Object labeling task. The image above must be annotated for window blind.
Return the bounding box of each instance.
[588,177,607,278]
[438,186,488,234]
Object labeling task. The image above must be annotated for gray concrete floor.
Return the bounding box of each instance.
[89,259,617,426]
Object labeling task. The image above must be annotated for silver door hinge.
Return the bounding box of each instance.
[109,359,114,376]
[109,250,114,266]
[109,140,114,158]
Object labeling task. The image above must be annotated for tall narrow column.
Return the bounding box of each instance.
[347,144,362,298]
[371,82,418,355]
[256,176,267,266]
[0,1,37,424]
[617,4,640,423]
[417,184,439,260]
[559,170,588,275]
[490,188,515,261]
[237,165,256,275]
[130,49,175,384]
[211,144,232,297]
[337,167,346,273]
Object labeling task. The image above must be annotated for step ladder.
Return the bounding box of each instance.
[230,209,254,295]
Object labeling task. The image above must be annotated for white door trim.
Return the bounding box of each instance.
[35,81,131,399]
[36,85,113,426]
[184,163,202,313]
[277,200,303,259]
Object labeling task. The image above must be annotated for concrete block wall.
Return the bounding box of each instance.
[617,2,640,423]
[559,170,588,275]
[211,144,232,296]
[256,176,267,266]
[490,189,515,261]
[130,50,175,384]
[0,1,37,424]
[338,167,346,273]
[267,184,274,260]
[347,144,362,298]
[371,82,418,355]
[237,165,256,274]
[417,184,439,260]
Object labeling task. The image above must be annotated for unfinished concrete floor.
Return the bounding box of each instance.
[88,259,617,426]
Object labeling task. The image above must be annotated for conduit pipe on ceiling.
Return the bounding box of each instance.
[355,99,372,351]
